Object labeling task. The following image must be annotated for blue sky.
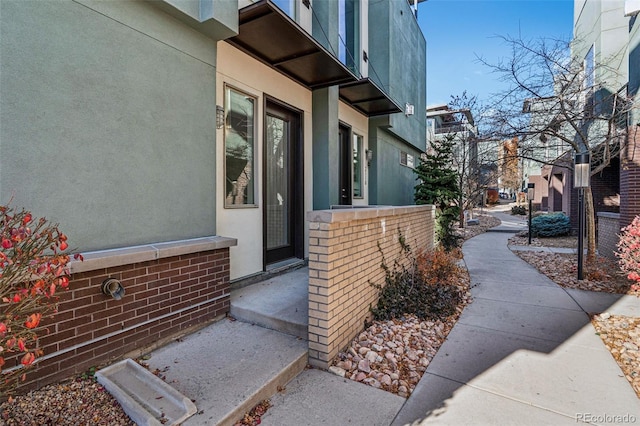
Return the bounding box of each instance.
[417,0,574,107]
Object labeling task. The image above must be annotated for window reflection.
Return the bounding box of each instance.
[353,134,363,198]
[225,87,256,206]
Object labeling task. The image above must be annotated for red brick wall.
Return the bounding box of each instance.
[8,248,230,393]
[621,126,640,228]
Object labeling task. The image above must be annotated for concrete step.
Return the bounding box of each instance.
[144,318,308,426]
[230,267,309,339]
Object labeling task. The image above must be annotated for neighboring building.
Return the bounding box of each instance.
[425,104,497,207]
[621,0,640,228]
[521,0,638,226]
[0,0,426,389]
[426,104,478,176]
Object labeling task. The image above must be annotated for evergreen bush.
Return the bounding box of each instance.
[530,212,570,237]
[511,205,527,215]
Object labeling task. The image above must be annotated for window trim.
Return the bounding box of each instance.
[223,84,259,209]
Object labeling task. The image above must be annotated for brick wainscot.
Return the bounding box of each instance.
[9,236,236,393]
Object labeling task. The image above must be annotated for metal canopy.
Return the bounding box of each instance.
[339,78,402,116]
[226,0,356,89]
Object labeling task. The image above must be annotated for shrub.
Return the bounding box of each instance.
[486,189,499,204]
[617,215,640,290]
[370,235,467,321]
[0,205,80,396]
[530,212,570,237]
[511,205,527,215]
[435,207,462,252]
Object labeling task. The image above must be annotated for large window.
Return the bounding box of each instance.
[583,45,595,115]
[225,86,257,207]
[339,0,360,75]
[353,134,363,198]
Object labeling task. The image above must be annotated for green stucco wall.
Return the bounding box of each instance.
[368,127,421,206]
[368,0,426,153]
[312,87,341,209]
[0,0,219,252]
[630,15,640,103]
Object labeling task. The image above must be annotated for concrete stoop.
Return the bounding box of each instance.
[143,319,308,426]
[230,267,309,339]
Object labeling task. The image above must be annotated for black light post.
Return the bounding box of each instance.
[527,183,535,244]
[574,153,591,281]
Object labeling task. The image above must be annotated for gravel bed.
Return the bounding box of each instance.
[592,314,640,398]
[0,377,134,426]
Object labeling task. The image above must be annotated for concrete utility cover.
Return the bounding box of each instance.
[96,358,196,426]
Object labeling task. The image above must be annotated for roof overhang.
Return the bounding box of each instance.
[339,78,402,116]
[226,0,356,89]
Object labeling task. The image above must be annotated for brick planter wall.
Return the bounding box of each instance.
[306,205,435,369]
[621,125,640,228]
[597,212,620,260]
[8,236,236,393]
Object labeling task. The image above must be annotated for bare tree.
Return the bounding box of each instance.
[443,92,501,225]
[478,35,636,261]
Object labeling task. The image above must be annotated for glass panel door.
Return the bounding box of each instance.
[266,114,290,251]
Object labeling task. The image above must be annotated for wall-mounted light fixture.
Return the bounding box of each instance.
[405,103,415,116]
[366,149,373,166]
[216,105,225,129]
[574,152,591,280]
[101,277,125,300]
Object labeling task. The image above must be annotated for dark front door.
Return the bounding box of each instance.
[339,124,352,205]
[264,100,303,265]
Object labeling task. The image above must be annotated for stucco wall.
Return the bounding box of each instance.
[368,0,426,153]
[368,127,421,206]
[0,0,220,252]
[216,42,314,280]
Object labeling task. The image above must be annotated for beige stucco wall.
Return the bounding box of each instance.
[217,42,372,280]
[216,42,314,280]
[339,102,370,206]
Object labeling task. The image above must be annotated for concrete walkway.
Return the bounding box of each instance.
[391,229,640,425]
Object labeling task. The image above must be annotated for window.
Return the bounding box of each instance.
[400,150,414,168]
[353,133,363,198]
[224,86,257,207]
[339,0,360,75]
[583,45,595,115]
[272,0,296,19]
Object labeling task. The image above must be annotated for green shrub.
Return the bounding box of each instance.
[370,234,466,321]
[530,212,570,237]
[511,205,527,215]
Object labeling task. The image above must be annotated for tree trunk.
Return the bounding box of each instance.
[585,187,597,263]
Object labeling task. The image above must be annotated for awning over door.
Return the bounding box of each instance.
[339,78,402,116]
[226,0,401,116]
[226,0,355,89]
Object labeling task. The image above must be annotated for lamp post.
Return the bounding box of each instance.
[574,152,591,281]
[527,182,535,244]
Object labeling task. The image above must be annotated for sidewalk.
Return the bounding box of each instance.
[391,228,640,425]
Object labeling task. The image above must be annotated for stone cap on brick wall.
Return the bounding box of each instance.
[307,205,435,224]
[70,236,238,274]
[597,212,621,219]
